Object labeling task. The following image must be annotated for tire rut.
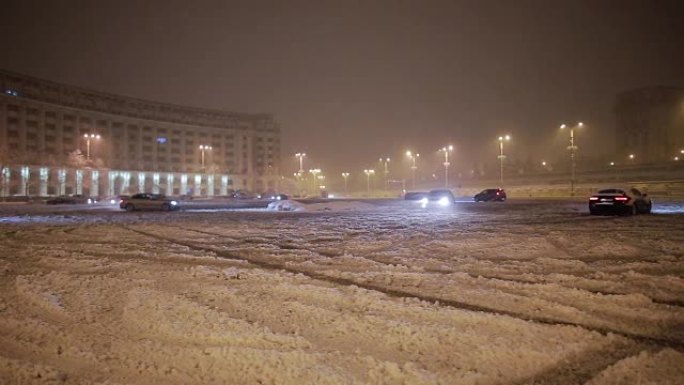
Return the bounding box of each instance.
[121,224,684,351]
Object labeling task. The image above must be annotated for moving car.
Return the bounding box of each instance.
[474,188,506,202]
[119,193,180,212]
[419,189,456,207]
[588,187,651,215]
[404,191,428,201]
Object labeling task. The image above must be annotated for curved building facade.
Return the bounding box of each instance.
[0,69,280,197]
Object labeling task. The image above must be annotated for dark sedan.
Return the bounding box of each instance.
[474,188,506,202]
[589,187,652,215]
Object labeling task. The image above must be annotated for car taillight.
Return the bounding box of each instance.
[589,197,599,201]
[614,196,629,202]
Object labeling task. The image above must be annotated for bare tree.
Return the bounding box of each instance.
[68,149,88,169]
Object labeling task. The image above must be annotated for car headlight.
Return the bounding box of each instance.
[170,201,178,206]
[438,197,451,206]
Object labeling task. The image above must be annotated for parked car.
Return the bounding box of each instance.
[232,190,258,199]
[588,187,652,215]
[404,191,429,201]
[46,194,95,205]
[119,193,180,212]
[260,192,289,201]
[474,188,507,202]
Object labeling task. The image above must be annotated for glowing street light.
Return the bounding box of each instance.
[439,145,453,187]
[378,157,390,190]
[309,168,321,194]
[82,133,101,160]
[628,154,635,160]
[341,172,350,193]
[295,152,306,173]
[199,144,212,169]
[560,122,583,195]
[364,169,375,195]
[406,150,420,189]
[497,135,511,188]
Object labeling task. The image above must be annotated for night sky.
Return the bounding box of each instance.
[2,0,683,179]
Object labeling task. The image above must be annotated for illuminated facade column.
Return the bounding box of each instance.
[58,169,66,195]
[221,175,228,196]
[39,167,49,196]
[180,174,188,195]
[18,167,29,196]
[0,167,10,197]
[166,173,174,195]
[75,169,83,195]
[137,172,146,193]
[194,174,202,196]
[152,173,160,194]
[207,174,214,197]
[91,170,99,197]
[108,171,117,196]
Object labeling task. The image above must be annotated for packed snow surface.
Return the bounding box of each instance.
[0,199,683,384]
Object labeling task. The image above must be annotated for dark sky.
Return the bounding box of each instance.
[2,0,683,178]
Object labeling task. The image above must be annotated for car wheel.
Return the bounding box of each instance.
[589,207,597,215]
[125,203,135,212]
[162,203,171,211]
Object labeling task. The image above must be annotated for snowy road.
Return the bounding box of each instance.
[0,200,683,384]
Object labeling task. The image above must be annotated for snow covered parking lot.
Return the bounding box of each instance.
[0,199,682,384]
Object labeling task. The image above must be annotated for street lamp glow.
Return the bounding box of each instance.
[497,135,511,188]
[439,145,453,187]
[341,172,350,194]
[82,133,101,160]
[629,154,635,160]
[541,161,546,167]
[295,153,306,173]
[378,157,390,190]
[406,150,420,189]
[610,161,615,166]
[559,122,583,195]
[198,145,212,169]
[363,169,375,196]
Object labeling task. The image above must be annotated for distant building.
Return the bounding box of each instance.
[614,86,684,163]
[0,69,280,196]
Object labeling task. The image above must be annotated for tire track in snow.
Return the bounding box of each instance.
[156,224,684,315]
[121,224,684,351]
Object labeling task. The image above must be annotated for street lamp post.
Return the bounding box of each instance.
[309,168,321,196]
[440,145,453,187]
[83,133,101,160]
[295,153,306,173]
[199,145,212,170]
[341,172,350,194]
[364,169,375,196]
[378,157,390,190]
[560,122,582,195]
[406,151,419,189]
[497,135,510,188]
